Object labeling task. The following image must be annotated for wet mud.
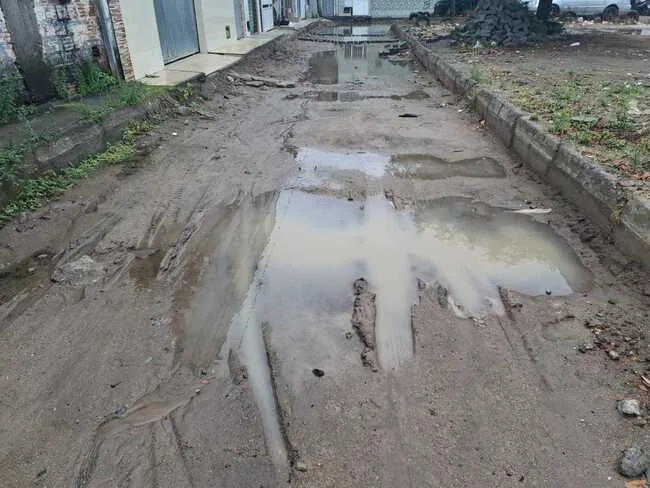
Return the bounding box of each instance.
[1,24,647,488]
[390,154,506,179]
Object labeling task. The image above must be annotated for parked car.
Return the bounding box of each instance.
[527,0,633,19]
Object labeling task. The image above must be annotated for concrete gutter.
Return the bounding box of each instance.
[392,23,650,269]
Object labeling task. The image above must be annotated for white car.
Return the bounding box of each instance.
[527,0,633,19]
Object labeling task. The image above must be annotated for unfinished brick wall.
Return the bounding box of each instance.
[108,0,134,80]
[33,0,103,67]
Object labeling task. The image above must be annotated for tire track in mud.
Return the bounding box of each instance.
[261,322,298,482]
[495,286,553,393]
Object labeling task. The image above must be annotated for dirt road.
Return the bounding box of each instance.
[1,25,649,487]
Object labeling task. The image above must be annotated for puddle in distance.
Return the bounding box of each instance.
[308,44,413,84]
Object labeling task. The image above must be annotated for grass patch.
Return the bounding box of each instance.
[498,73,650,179]
[0,120,155,221]
[67,82,169,123]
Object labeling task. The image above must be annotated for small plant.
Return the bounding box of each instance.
[74,61,117,97]
[0,69,25,124]
[178,83,194,103]
[470,65,484,84]
[1,120,155,220]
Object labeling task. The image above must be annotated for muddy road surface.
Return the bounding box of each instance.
[1,25,650,488]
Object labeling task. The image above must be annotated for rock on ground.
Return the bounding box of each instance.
[50,255,104,285]
[618,446,650,478]
[618,399,642,417]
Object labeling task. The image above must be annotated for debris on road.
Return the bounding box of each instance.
[312,368,324,377]
[609,350,621,360]
[295,461,308,472]
[510,208,552,215]
[229,71,296,89]
[578,343,595,353]
[619,446,650,478]
[585,317,604,328]
[51,255,104,285]
[618,399,642,417]
[398,113,419,118]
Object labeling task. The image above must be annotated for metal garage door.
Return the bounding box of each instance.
[154,0,200,64]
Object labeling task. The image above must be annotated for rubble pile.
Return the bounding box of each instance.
[404,22,457,43]
[455,0,556,46]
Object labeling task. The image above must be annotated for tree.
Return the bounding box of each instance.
[536,0,553,21]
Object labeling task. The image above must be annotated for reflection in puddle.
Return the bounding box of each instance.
[411,197,592,316]
[307,44,413,84]
[221,147,591,472]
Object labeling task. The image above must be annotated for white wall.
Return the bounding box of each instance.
[118,0,164,78]
[196,0,238,51]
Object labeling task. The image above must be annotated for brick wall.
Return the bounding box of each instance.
[0,4,16,66]
[33,0,103,67]
[108,0,134,80]
[370,0,431,17]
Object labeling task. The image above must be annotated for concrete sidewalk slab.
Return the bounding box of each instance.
[141,69,202,87]
[208,31,284,55]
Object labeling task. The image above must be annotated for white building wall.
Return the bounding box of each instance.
[370,0,431,17]
[196,0,238,51]
[118,0,164,79]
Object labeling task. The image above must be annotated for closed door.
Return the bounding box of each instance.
[154,0,200,64]
[352,0,369,15]
[260,0,274,31]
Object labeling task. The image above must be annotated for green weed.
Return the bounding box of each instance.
[0,120,154,221]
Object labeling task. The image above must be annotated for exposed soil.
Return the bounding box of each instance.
[1,26,650,488]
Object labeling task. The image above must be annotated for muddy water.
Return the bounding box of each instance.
[222,146,592,466]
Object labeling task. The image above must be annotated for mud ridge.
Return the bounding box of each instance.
[352,278,379,371]
[261,322,297,481]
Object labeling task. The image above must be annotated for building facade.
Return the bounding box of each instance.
[320,0,431,17]
[0,0,316,103]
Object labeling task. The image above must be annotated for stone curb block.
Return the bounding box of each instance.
[392,22,650,268]
[25,105,148,174]
[512,116,560,177]
[617,194,650,269]
[31,121,105,173]
[490,99,523,148]
[547,144,622,229]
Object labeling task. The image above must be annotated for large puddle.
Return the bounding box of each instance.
[220,148,592,471]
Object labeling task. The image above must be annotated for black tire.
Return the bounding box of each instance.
[602,4,618,20]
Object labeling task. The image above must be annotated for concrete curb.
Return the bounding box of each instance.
[392,23,650,269]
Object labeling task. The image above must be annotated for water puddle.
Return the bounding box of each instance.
[172,192,278,371]
[390,154,506,179]
[410,197,592,316]
[307,44,413,84]
[202,147,592,473]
